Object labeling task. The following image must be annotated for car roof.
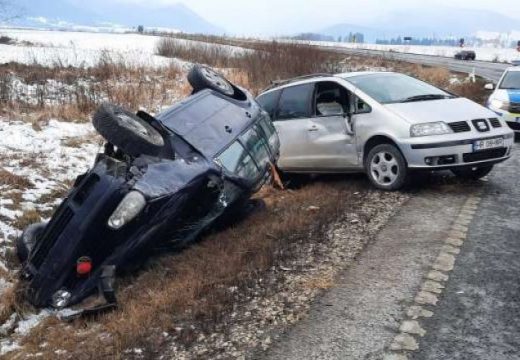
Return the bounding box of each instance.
[260,71,396,95]
[504,66,520,72]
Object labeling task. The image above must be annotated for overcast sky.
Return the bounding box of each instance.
[90,0,520,35]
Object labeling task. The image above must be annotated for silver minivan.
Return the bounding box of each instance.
[257,72,515,190]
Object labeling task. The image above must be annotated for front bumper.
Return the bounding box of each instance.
[400,131,515,169]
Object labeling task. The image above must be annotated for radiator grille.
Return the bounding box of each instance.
[448,121,470,132]
[30,206,74,269]
[488,118,501,128]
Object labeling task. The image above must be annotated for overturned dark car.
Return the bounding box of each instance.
[17,65,280,315]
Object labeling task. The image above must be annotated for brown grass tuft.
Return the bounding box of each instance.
[12,209,42,230]
[0,168,33,189]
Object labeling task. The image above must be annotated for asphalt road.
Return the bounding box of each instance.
[317,46,510,83]
[413,145,520,359]
[261,175,477,359]
[261,145,520,360]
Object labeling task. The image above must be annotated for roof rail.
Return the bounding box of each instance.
[261,73,334,93]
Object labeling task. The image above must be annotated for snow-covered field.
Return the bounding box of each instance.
[312,41,520,63]
[0,28,244,68]
[0,29,175,68]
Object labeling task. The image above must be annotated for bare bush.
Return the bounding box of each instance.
[0,54,182,121]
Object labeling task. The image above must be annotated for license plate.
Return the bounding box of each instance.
[473,137,504,151]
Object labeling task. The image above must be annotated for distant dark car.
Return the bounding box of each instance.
[17,65,280,315]
[454,50,476,61]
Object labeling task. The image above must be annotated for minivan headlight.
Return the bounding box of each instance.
[490,99,509,110]
[108,191,146,229]
[410,122,453,137]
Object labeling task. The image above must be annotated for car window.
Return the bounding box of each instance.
[345,73,452,104]
[314,81,349,117]
[257,90,281,118]
[240,127,271,170]
[276,83,314,120]
[258,116,280,154]
[351,95,371,114]
[499,71,520,90]
[217,141,259,180]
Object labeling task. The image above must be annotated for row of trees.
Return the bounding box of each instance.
[375,37,463,46]
[291,32,365,44]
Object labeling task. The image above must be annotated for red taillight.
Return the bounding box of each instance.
[76,257,92,276]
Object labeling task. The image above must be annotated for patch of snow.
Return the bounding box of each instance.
[15,311,50,336]
[0,340,21,356]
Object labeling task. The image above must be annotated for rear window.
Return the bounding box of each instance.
[257,90,280,118]
[276,83,314,120]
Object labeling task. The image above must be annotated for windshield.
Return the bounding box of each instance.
[499,71,520,90]
[345,73,454,104]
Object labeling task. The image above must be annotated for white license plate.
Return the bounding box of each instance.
[473,137,504,151]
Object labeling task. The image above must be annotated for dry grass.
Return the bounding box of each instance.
[0,55,182,122]
[12,209,42,231]
[449,79,489,104]
[157,39,342,93]
[0,168,33,189]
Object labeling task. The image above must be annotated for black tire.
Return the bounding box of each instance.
[93,103,165,157]
[365,144,408,191]
[188,64,239,98]
[451,165,493,180]
[17,222,47,263]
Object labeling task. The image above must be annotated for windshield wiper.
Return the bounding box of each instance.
[399,94,454,103]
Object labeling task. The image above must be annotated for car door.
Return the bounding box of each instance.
[271,83,317,169]
[304,81,358,169]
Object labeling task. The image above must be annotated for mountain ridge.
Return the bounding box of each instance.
[11,0,225,34]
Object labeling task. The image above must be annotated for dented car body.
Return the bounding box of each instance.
[18,66,280,313]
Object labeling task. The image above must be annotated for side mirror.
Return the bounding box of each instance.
[484,83,494,90]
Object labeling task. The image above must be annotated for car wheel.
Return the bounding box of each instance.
[17,222,47,263]
[451,165,493,180]
[188,64,245,100]
[93,103,165,157]
[366,144,408,191]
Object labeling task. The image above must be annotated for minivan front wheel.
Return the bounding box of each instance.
[366,144,408,191]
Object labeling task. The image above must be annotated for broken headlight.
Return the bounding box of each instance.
[108,191,146,230]
[52,290,72,309]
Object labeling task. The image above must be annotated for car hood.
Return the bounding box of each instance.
[384,97,497,124]
[490,89,513,102]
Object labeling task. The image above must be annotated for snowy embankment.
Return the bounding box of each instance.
[309,41,520,63]
[0,119,99,355]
